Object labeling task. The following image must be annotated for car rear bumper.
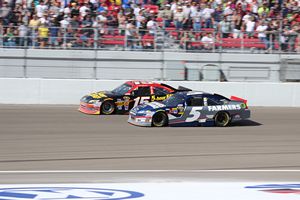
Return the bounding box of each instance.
[128,115,152,127]
[232,109,251,121]
[78,102,100,115]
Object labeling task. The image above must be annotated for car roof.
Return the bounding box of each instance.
[125,81,175,89]
[181,91,213,96]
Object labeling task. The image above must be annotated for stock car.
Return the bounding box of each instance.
[79,81,177,115]
[128,91,250,127]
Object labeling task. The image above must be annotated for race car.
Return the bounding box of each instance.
[79,81,176,115]
[128,91,250,127]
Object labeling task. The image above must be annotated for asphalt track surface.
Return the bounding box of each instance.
[0,105,300,184]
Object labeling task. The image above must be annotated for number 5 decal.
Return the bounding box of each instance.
[186,107,203,122]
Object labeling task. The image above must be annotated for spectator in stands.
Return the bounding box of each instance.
[35,1,48,18]
[173,6,185,30]
[201,32,214,50]
[146,16,158,35]
[126,19,136,48]
[38,22,48,47]
[257,2,269,18]
[182,1,191,29]
[49,19,59,47]
[18,22,28,46]
[244,16,255,38]
[212,4,223,29]
[256,20,268,50]
[232,10,243,38]
[202,3,214,28]
[265,21,277,52]
[0,2,12,25]
[29,14,40,28]
[59,15,69,28]
[190,6,202,32]
[158,4,172,28]
[179,31,192,50]
[218,16,232,38]
[285,25,299,52]
[3,24,16,47]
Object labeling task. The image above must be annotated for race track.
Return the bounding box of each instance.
[0,105,300,183]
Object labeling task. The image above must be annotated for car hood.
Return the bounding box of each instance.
[131,102,166,114]
[81,91,121,102]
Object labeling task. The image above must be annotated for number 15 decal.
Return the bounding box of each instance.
[186,107,203,122]
[134,96,150,107]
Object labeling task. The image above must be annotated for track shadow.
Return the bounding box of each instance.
[230,120,262,127]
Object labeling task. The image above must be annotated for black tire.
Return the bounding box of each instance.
[214,112,231,127]
[152,112,168,127]
[101,101,115,115]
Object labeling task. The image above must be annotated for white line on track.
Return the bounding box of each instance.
[0,170,300,173]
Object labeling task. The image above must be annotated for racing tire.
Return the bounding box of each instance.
[214,112,231,127]
[152,112,168,127]
[101,101,115,115]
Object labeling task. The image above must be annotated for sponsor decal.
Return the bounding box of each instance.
[123,96,131,110]
[148,102,165,109]
[116,99,124,110]
[90,92,107,99]
[0,187,144,200]
[208,104,241,112]
[151,94,172,102]
[246,184,300,195]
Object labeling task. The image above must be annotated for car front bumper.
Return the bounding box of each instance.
[78,102,101,115]
[128,114,152,127]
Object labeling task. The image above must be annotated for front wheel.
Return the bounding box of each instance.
[214,112,231,127]
[152,112,168,127]
[101,101,115,115]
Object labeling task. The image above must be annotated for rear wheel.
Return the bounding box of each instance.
[214,112,231,127]
[152,112,168,127]
[101,101,115,115]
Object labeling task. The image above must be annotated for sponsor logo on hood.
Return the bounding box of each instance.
[90,92,107,99]
[0,187,144,200]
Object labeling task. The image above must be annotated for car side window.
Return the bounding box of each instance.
[136,86,151,96]
[186,97,204,106]
[153,87,169,96]
[207,98,219,106]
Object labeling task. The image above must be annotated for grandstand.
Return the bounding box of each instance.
[0,0,299,53]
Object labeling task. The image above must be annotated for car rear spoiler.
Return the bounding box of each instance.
[160,83,192,93]
[176,86,192,92]
[230,96,247,104]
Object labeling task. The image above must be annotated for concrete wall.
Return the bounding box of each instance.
[0,78,299,107]
[1,49,300,81]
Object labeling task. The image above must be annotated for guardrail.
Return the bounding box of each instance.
[1,26,300,54]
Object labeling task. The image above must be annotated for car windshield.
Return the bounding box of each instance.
[162,93,186,107]
[111,83,132,95]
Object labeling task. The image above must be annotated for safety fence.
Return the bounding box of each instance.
[1,26,300,54]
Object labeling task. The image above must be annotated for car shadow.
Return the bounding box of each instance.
[230,120,262,127]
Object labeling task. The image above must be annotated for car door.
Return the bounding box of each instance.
[183,96,205,123]
[131,86,151,108]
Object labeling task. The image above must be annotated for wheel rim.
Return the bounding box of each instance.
[153,113,166,126]
[216,113,229,126]
[102,102,114,114]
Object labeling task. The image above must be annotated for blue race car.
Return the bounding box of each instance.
[128,91,250,127]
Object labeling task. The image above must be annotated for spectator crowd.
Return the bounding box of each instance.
[0,0,299,52]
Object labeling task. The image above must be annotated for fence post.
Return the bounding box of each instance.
[94,28,98,49]
[23,48,28,78]
[0,25,3,47]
